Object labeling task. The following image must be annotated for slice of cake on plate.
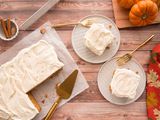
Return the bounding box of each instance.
[84,23,115,56]
[0,40,64,119]
[110,68,140,99]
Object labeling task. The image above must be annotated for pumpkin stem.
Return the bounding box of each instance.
[142,14,148,20]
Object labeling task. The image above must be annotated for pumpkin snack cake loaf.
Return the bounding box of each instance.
[0,40,64,119]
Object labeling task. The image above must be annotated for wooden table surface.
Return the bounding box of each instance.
[0,0,160,120]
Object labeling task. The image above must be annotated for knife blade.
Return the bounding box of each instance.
[44,69,78,120]
[19,0,60,30]
[56,69,78,99]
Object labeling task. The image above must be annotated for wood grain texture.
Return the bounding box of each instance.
[52,102,147,120]
[0,0,156,120]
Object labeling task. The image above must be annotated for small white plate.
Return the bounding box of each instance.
[71,14,120,64]
[97,57,146,105]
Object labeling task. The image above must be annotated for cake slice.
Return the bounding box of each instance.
[1,40,64,93]
[110,68,140,99]
[84,23,115,56]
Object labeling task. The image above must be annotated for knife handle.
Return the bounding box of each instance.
[44,97,62,120]
[52,22,77,28]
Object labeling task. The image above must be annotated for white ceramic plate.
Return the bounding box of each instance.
[97,57,146,105]
[71,14,120,64]
[0,19,19,41]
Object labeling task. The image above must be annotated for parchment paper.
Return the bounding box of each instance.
[0,22,89,119]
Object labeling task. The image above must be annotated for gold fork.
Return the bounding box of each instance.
[40,18,99,34]
[116,35,155,66]
[52,18,98,28]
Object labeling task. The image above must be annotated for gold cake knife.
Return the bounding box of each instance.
[44,69,78,120]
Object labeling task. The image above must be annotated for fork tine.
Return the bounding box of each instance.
[117,54,132,66]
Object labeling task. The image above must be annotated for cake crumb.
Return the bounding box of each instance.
[109,85,112,93]
[106,46,110,49]
[45,94,48,98]
[41,99,45,104]
[112,70,116,76]
[109,25,112,29]
[40,28,46,34]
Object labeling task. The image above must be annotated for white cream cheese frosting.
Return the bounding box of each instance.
[84,23,115,56]
[2,40,64,93]
[110,68,140,99]
[0,61,38,120]
[0,78,39,120]
[0,40,64,120]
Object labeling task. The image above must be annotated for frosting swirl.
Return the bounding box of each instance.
[110,68,140,99]
[84,23,115,56]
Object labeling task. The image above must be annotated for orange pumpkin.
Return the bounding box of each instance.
[134,0,160,9]
[150,0,160,9]
[152,0,160,8]
[117,0,135,9]
[134,0,141,3]
[149,0,160,9]
[129,0,158,26]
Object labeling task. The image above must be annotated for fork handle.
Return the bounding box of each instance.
[130,35,155,55]
[44,97,62,120]
[52,23,78,28]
